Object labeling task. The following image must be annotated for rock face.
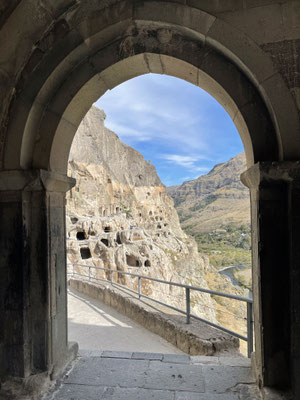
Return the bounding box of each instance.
[66,106,216,322]
[167,153,250,233]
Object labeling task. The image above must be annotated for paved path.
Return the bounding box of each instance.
[57,289,261,399]
[68,288,183,354]
[45,351,260,399]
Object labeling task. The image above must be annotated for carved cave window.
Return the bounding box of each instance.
[126,254,140,267]
[80,247,91,259]
[101,239,109,247]
[76,231,86,240]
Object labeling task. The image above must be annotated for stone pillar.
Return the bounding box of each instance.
[0,170,76,381]
[241,162,300,396]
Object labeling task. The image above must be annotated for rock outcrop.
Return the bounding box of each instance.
[167,153,250,233]
[66,106,216,322]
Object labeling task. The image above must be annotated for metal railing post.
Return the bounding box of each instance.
[247,302,254,358]
[138,277,142,299]
[71,264,253,346]
[72,263,75,277]
[186,287,191,324]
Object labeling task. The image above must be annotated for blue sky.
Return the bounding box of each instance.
[95,74,243,186]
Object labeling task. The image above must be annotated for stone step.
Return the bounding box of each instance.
[43,351,259,400]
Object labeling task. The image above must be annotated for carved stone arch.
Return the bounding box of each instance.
[1,2,300,396]
[23,26,279,172]
[2,1,299,173]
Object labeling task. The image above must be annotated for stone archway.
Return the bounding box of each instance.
[0,2,300,398]
[3,3,300,173]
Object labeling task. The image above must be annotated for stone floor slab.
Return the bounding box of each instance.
[162,354,190,364]
[175,392,239,400]
[79,349,103,357]
[49,384,106,400]
[190,356,220,365]
[78,349,94,357]
[101,350,133,359]
[218,356,251,367]
[46,352,261,399]
[203,365,255,394]
[52,384,174,400]
[96,387,174,400]
[145,360,205,392]
[66,357,149,388]
[132,352,163,360]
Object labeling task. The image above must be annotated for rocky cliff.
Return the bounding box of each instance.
[167,153,250,233]
[66,106,216,322]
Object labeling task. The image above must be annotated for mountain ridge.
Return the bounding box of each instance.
[66,105,221,323]
[66,106,250,351]
[167,153,250,233]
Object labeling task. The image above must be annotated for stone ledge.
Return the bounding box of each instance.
[69,278,240,356]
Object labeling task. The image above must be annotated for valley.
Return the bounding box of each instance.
[167,153,252,292]
[66,106,252,355]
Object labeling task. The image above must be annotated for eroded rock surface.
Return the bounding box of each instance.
[167,153,250,233]
[66,106,216,322]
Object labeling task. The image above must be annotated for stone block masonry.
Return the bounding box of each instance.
[43,350,260,400]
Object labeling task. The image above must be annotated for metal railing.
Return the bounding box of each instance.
[68,264,254,358]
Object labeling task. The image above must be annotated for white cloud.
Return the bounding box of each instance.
[160,154,211,172]
[161,154,199,167]
[93,73,243,185]
[95,74,214,152]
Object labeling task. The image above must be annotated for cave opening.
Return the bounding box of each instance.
[116,233,122,245]
[76,231,86,240]
[126,254,140,267]
[80,247,91,259]
[101,239,109,247]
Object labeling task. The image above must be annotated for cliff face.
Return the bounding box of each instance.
[167,153,250,233]
[66,106,216,322]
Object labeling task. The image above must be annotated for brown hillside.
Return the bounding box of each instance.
[167,153,250,233]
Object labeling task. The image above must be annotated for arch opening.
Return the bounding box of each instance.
[1,3,300,395]
[12,20,286,175]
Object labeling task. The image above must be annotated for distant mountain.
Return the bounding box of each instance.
[167,153,250,233]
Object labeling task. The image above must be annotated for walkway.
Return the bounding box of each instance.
[45,350,260,399]
[68,288,183,354]
[44,289,261,399]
